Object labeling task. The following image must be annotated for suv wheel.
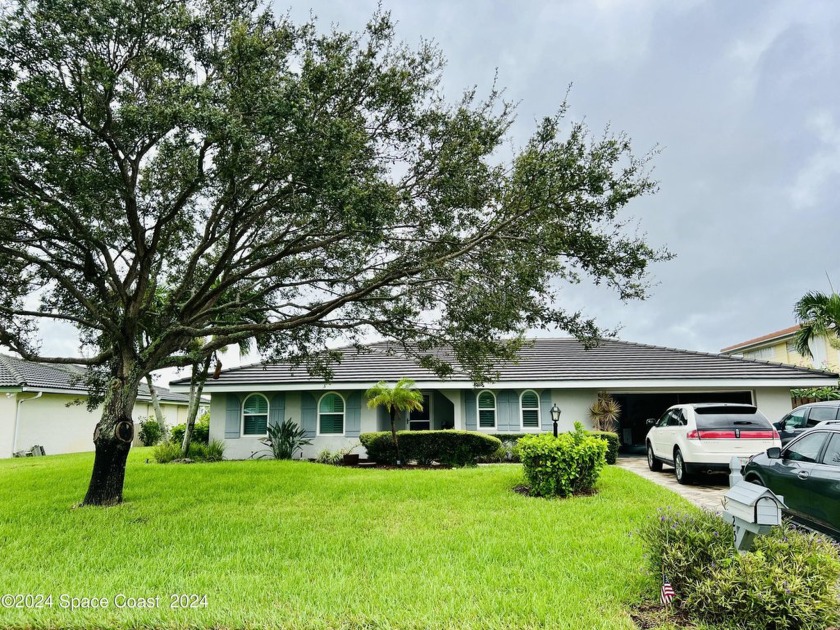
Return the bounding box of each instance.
[647,443,663,471]
[674,448,691,485]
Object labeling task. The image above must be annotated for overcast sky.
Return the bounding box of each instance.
[270,0,840,357]
[34,1,840,380]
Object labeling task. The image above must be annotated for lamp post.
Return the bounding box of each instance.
[550,403,561,437]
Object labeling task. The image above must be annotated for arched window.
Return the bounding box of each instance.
[242,393,269,436]
[477,391,496,429]
[319,392,345,435]
[520,390,540,430]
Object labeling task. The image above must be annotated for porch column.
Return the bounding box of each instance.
[440,390,464,429]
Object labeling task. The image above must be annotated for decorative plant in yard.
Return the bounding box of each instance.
[259,418,312,460]
[518,423,607,497]
[0,0,669,506]
[589,392,621,431]
[638,508,840,630]
[365,378,424,465]
[793,290,840,360]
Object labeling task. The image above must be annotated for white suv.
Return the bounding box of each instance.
[645,403,780,484]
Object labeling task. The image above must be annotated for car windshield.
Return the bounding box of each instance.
[694,406,771,430]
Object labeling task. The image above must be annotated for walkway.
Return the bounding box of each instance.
[616,455,730,512]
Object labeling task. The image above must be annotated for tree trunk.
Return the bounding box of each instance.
[82,369,141,506]
[145,374,166,429]
[389,407,402,466]
[181,355,212,457]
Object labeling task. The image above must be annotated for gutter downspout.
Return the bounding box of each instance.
[11,391,43,456]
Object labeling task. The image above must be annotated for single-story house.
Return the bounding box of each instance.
[170,338,839,460]
[0,354,196,457]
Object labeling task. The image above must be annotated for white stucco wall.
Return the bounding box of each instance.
[753,387,794,423]
[13,394,98,456]
[548,388,597,431]
[0,392,193,458]
[0,394,19,457]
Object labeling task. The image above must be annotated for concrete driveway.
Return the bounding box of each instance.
[616,455,730,512]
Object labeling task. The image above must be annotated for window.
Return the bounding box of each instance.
[784,432,828,463]
[781,408,807,429]
[821,433,840,467]
[318,393,345,435]
[477,391,496,429]
[807,406,839,425]
[520,390,540,429]
[242,394,269,436]
[747,347,775,361]
[409,394,431,431]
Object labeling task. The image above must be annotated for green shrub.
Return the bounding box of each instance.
[138,418,165,446]
[478,439,521,463]
[169,413,210,446]
[153,437,225,463]
[589,430,619,464]
[490,433,528,442]
[359,430,502,466]
[637,507,733,596]
[518,422,607,497]
[152,441,182,463]
[639,509,840,630]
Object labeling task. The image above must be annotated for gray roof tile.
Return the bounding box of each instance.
[178,338,839,388]
[0,354,193,403]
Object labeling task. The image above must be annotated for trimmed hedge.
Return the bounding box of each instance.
[359,430,502,466]
[639,508,840,629]
[518,423,607,497]
[589,430,619,464]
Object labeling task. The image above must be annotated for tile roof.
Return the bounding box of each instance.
[0,354,193,404]
[720,325,801,353]
[177,337,838,388]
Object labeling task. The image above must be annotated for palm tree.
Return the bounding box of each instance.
[365,378,424,466]
[793,291,840,360]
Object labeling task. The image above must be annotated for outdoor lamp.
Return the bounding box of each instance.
[550,403,561,437]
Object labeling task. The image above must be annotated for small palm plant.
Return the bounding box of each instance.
[589,392,621,432]
[259,418,312,460]
[365,378,424,466]
[793,290,840,360]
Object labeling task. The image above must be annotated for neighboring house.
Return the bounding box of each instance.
[0,354,195,458]
[169,338,838,460]
[721,325,840,373]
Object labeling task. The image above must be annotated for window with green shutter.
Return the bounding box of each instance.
[477,391,496,429]
[319,393,345,435]
[521,390,540,429]
[242,393,269,435]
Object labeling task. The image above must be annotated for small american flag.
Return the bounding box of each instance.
[660,576,676,606]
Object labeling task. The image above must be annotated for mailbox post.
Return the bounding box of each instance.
[722,481,785,552]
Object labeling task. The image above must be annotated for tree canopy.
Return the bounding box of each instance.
[0,0,670,504]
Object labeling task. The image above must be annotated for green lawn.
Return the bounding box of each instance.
[0,449,689,629]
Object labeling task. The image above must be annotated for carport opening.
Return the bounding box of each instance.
[611,391,754,448]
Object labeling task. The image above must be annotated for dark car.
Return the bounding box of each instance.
[774,401,840,445]
[743,422,840,539]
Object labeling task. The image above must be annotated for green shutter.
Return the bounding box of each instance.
[521,391,539,428]
[244,414,268,435]
[522,409,539,428]
[320,413,343,434]
[478,391,494,409]
[319,394,345,434]
[244,394,268,415]
[479,409,495,428]
[319,394,344,414]
[242,394,268,435]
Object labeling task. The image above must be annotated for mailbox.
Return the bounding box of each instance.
[722,481,785,551]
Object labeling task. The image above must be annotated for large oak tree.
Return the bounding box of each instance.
[0,0,670,505]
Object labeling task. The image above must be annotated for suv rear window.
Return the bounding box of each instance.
[694,406,771,430]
